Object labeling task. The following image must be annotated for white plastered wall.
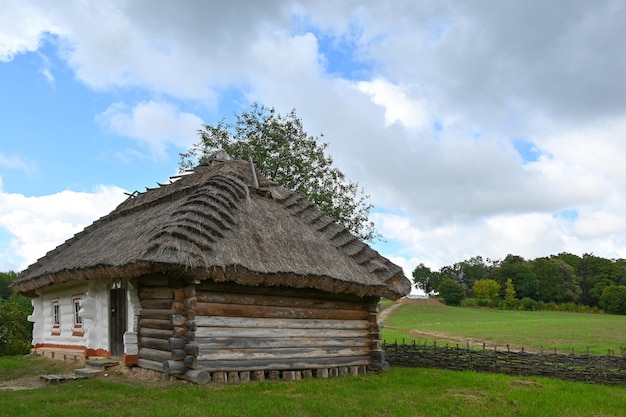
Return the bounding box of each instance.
[30,281,89,348]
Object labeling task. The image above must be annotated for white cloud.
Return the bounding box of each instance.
[4,0,626,275]
[357,79,428,129]
[0,2,60,61]
[97,101,203,158]
[0,184,126,271]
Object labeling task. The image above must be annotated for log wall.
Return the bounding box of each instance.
[195,282,376,372]
[137,277,384,382]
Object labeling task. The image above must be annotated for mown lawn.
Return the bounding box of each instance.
[382,300,626,354]
[0,356,625,417]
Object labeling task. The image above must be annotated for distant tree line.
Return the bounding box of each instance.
[413,253,626,314]
[0,271,33,355]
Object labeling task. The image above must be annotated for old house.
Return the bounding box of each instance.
[11,153,411,383]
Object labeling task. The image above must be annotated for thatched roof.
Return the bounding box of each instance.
[12,157,411,300]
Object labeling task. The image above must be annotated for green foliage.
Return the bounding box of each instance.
[0,271,18,300]
[412,263,442,294]
[599,285,626,314]
[472,279,501,303]
[425,252,626,310]
[437,279,465,306]
[503,278,517,308]
[180,103,377,241]
[0,293,33,356]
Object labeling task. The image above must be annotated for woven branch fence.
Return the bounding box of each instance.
[383,340,626,386]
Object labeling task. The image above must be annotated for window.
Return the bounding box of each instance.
[72,295,84,336]
[51,299,60,335]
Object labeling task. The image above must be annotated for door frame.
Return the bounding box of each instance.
[109,285,127,358]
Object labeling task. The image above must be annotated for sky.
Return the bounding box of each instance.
[2,1,626,291]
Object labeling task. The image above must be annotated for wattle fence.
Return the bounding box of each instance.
[382,340,626,386]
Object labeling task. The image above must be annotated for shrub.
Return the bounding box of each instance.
[519,297,537,311]
[600,285,626,315]
[437,279,465,306]
[0,294,33,356]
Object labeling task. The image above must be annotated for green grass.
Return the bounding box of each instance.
[383,302,626,354]
[0,357,624,417]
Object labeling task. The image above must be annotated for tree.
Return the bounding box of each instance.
[494,254,538,300]
[504,278,517,307]
[532,257,581,303]
[412,263,442,294]
[0,271,18,300]
[437,278,465,306]
[459,256,491,295]
[0,293,33,355]
[472,279,501,303]
[599,285,626,315]
[180,103,377,241]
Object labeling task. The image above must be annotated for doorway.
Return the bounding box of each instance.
[109,288,127,357]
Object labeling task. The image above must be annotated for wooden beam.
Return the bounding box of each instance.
[197,355,370,372]
[195,316,369,330]
[197,346,370,361]
[194,336,368,350]
[196,302,369,320]
[195,327,369,339]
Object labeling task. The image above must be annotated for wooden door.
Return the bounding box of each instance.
[109,288,127,357]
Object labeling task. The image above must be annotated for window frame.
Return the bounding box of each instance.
[72,295,84,337]
[51,298,61,335]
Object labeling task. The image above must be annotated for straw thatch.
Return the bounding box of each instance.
[12,157,411,299]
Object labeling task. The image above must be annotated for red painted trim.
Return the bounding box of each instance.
[34,343,111,358]
[72,331,85,337]
[122,354,138,365]
[85,347,112,358]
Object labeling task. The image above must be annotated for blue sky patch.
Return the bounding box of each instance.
[554,209,579,221]
[512,138,542,163]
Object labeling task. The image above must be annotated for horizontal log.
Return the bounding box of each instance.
[184,297,197,310]
[196,291,366,311]
[172,302,186,314]
[137,358,163,373]
[196,281,363,303]
[163,360,186,375]
[181,369,209,385]
[184,287,196,299]
[195,316,369,330]
[139,328,172,340]
[184,343,200,356]
[139,347,171,363]
[168,337,187,350]
[197,346,370,361]
[173,288,186,302]
[172,349,186,361]
[184,355,198,369]
[140,336,170,351]
[171,314,187,326]
[195,337,368,350]
[139,287,172,300]
[195,327,369,339]
[197,355,370,372]
[196,302,369,320]
[141,309,172,320]
[141,299,173,310]
[140,318,174,331]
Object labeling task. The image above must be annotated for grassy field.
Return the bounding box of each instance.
[0,355,625,417]
[1,302,625,416]
[382,300,626,354]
